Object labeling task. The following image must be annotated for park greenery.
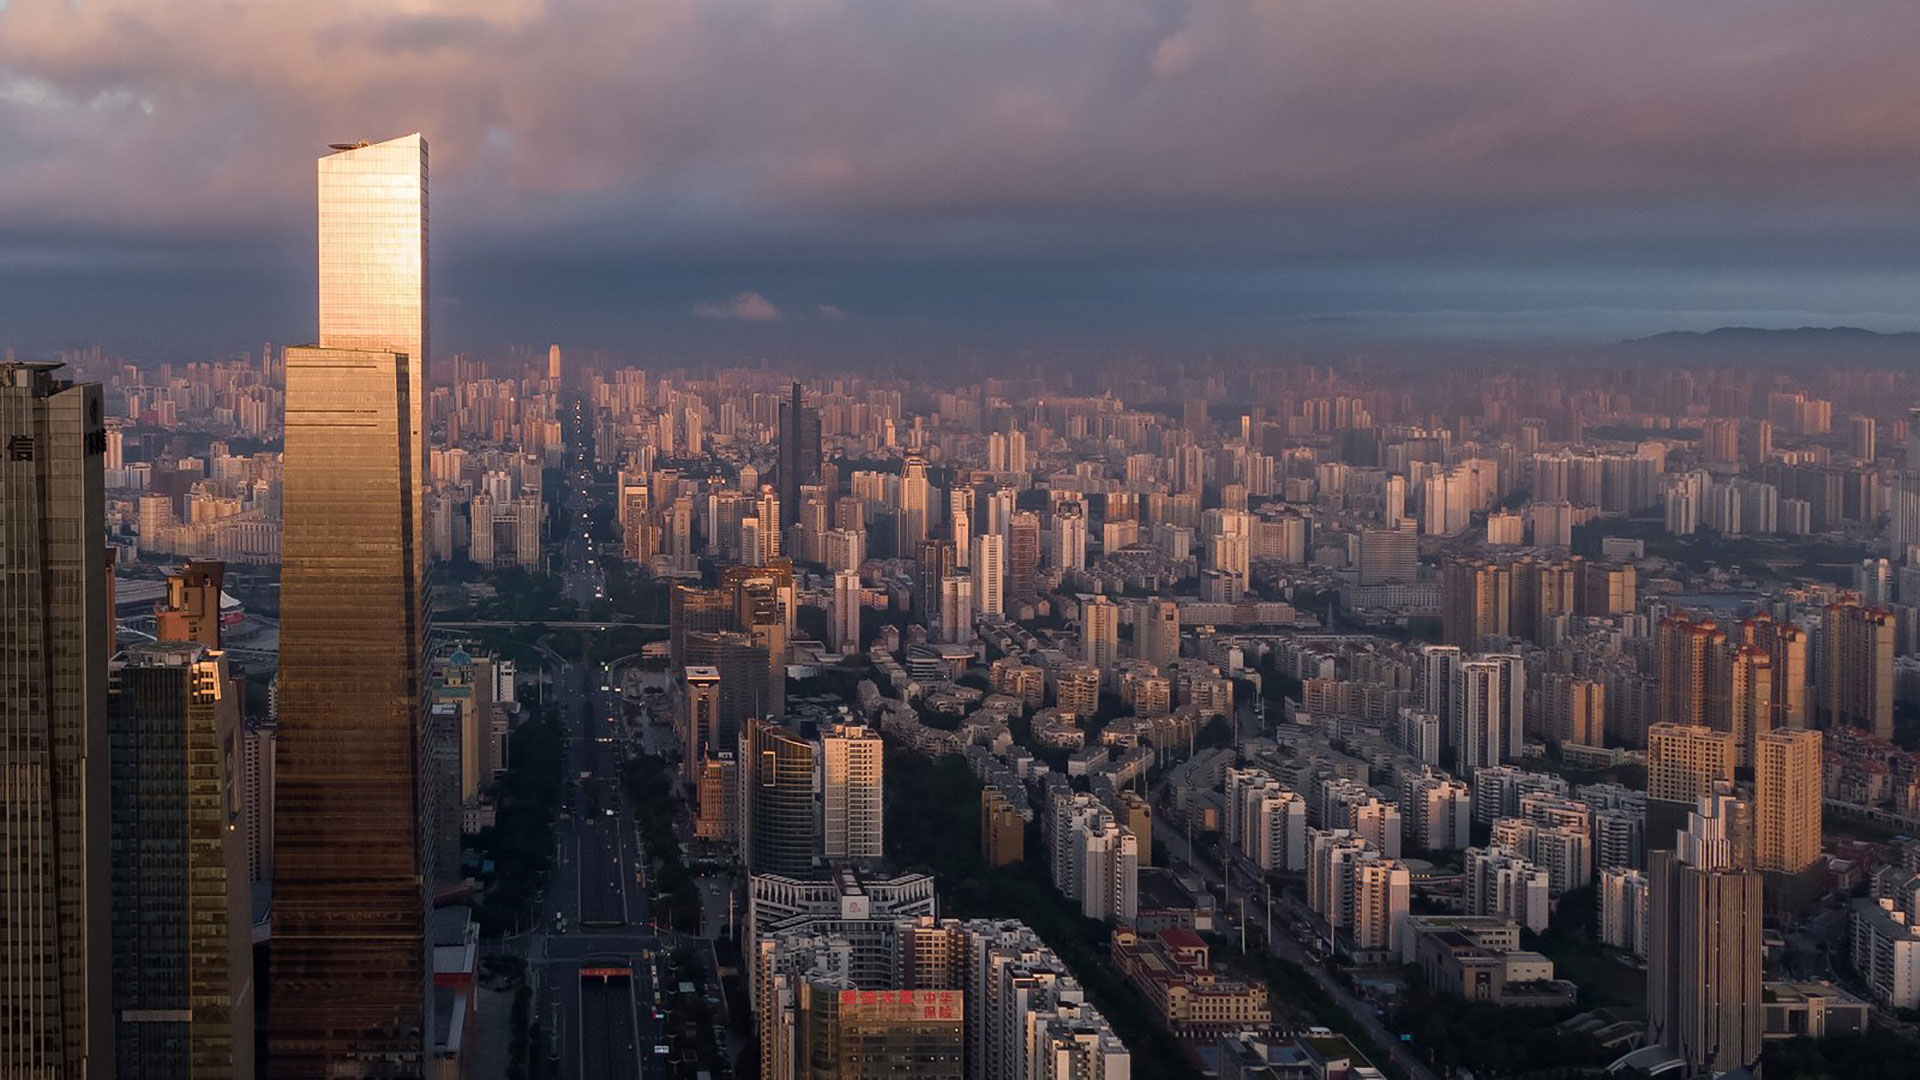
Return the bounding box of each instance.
[473,713,565,936]
[620,752,703,932]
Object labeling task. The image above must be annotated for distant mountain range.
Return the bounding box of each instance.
[1618,326,1920,363]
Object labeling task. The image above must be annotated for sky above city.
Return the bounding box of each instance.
[4,0,1920,360]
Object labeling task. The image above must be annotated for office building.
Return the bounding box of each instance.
[1647,793,1763,1075]
[1007,510,1041,600]
[684,665,722,782]
[271,134,431,1075]
[1754,728,1822,875]
[0,361,111,1077]
[821,723,884,862]
[744,718,819,876]
[110,642,254,1078]
[778,382,820,528]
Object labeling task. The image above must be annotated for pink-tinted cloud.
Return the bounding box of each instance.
[693,290,783,321]
[816,304,848,320]
[1,0,1919,261]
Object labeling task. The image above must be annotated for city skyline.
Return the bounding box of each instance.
[5,1,1920,354]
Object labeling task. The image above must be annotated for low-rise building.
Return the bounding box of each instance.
[1110,926,1271,1035]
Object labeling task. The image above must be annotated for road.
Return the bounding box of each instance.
[519,392,670,1080]
[1152,699,1436,1080]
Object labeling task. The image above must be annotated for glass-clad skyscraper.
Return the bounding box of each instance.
[269,134,432,1075]
[0,362,110,1078]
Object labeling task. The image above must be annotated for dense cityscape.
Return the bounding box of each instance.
[8,5,1920,1080]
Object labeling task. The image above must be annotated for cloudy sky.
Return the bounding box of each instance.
[3,0,1919,359]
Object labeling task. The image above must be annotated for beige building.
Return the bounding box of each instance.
[1824,600,1894,739]
[821,723,884,862]
[1755,729,1822,874]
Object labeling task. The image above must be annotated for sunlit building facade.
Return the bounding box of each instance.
[270,134,432,1075]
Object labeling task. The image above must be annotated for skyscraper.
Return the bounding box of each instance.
[110,642,253,1078]
[778,382,821,528]
[270,134,431,1075]
[743,718,818,876]
[1648,793,1763,1075]
[0,361,111,1077]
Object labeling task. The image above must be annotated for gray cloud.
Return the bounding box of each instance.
[2,0,1918,348]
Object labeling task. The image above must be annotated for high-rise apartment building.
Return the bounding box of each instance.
[1082,595,1119,672]
[110,642,253,1078]
[981,787,1026,867]
[1451,658,1507,771]
[271,134,431,1074]
[1646,722,1737,852]
[971,532,1005,618]
[0,361,111,1077]
[1741,614,1808,730]
[1754,728,1822,875]
[1657,614,1726,729]
[1648,793,1763,1075]
[832,569,862,653]
[820,723,883,862]
[1823,600,1894,739]
[1139,598,1180,673]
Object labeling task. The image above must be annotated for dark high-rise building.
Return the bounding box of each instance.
[743,717,818,875]
[1006,510,1041,600]
[686,630,771,750]
[778,381,821,527]
[110,641,253,1078]
[270,134,431,1075]
[0,360,111,1077]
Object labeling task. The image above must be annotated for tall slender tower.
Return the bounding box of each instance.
[777,382,820,528]
[270,134,431,1075]
[0,361,111,1078]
